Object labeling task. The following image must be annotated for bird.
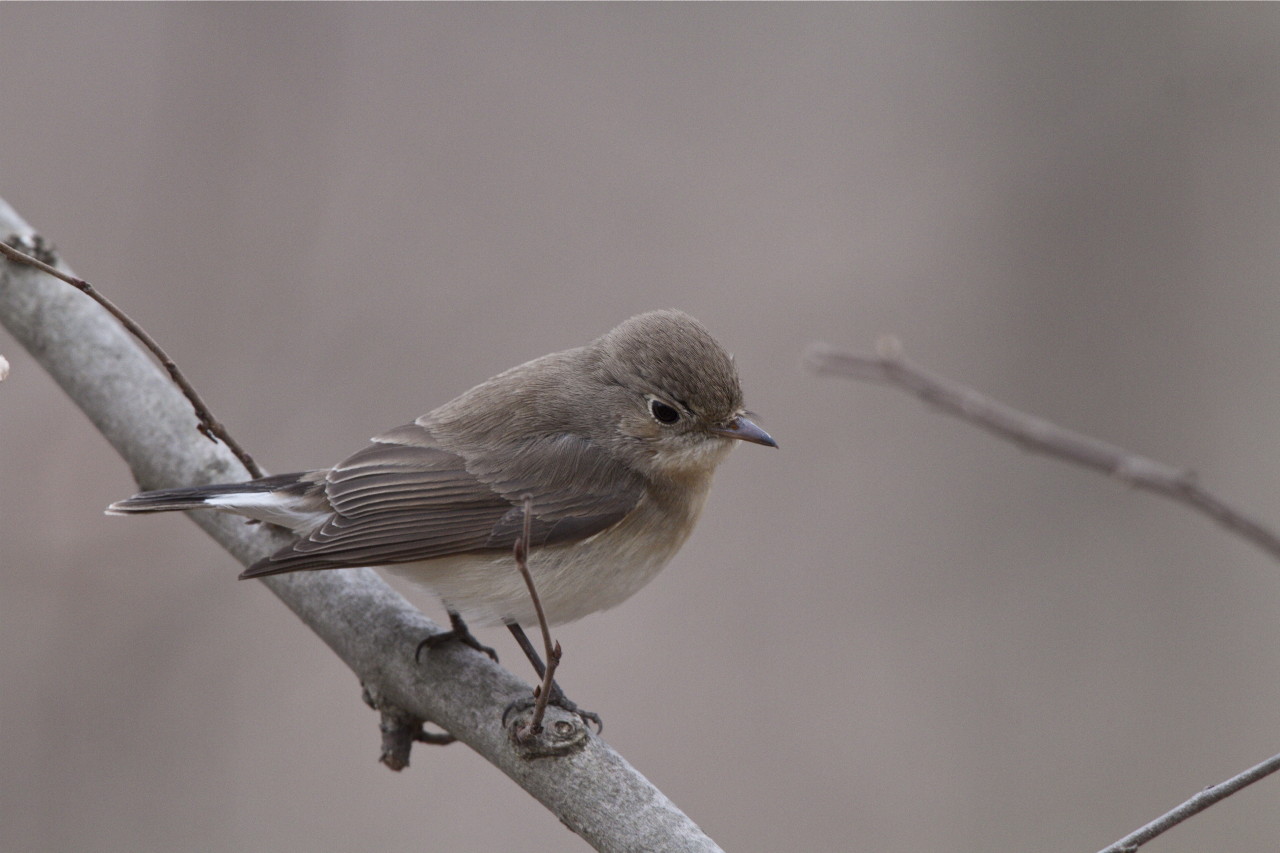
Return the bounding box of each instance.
[108,309,775,713]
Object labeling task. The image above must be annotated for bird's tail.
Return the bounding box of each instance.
[106,473,308,516]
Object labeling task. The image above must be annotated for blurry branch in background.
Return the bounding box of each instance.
[806,338,1280,564]
[806,338,1280,852]
[0,197,723,853]
[1093,751,1280,853]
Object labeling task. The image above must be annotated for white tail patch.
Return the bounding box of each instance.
[204,492,329,534]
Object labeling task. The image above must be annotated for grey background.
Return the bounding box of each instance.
[4,5,1280,851]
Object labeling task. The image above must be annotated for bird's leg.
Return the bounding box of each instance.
[415,609,498,663]
[503,622,602,732]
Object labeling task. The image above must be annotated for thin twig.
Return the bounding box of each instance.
[362,684,456,771]
[805,339,1280,565]
[0,234,263,479]
[1094,751,1280,853]
[806,338,1280,850]
[512,495,561,738]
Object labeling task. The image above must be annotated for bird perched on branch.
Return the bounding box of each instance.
[109,309,775,714]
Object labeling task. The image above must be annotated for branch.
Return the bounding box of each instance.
[512,495,562,740]
[0,197,722,853]
[805,339,1280,564]
[806,338,1280,850]
[1095,751,1280,853]
[0,234,262,478]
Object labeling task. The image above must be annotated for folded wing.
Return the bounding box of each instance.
[241,421,643,577]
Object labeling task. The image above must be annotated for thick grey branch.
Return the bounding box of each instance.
[0,197,721,853]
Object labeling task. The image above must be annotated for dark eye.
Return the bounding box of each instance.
[649,399,681,425]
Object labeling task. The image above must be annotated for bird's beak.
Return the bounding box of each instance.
[712,415,778,448]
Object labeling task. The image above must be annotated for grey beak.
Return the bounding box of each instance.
[712,415,778,448]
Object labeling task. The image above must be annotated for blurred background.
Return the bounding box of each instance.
[4,5,1280,851]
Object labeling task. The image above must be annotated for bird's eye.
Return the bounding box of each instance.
[648,398,681,425]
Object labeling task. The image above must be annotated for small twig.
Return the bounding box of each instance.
[805,339,1280,565]
[376,709,455,771]
[807,339,1280,849]
[512,495,561,738]
[0,234,263,478]
[363,685,456,771]
[1095,751,1280,853]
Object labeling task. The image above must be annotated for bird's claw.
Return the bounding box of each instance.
[414,629,498,664]
[501,688,603,734]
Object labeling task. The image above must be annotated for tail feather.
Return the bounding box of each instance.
[106,474,304,515]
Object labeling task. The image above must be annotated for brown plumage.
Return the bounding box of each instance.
[108,310,775,626]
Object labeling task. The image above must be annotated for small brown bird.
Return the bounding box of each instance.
[108,310,775,687]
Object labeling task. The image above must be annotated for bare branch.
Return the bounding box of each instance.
[805,340,1280,564]
[1095,751,1280,853]
[806,339,1280,850]
[512,495,562,739]
[0,197,722,853]
[0,234,263,478]
[363,684,456,771]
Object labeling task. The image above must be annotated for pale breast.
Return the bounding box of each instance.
[382,484,711,626]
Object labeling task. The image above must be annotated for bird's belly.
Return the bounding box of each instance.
[382,518,689,627]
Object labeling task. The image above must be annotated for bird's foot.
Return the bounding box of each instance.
[501,682,602,734]
[414,611,498,663]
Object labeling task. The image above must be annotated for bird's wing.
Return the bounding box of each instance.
[240,421,644,577]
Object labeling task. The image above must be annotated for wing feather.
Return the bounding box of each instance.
[241,421,643,577]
